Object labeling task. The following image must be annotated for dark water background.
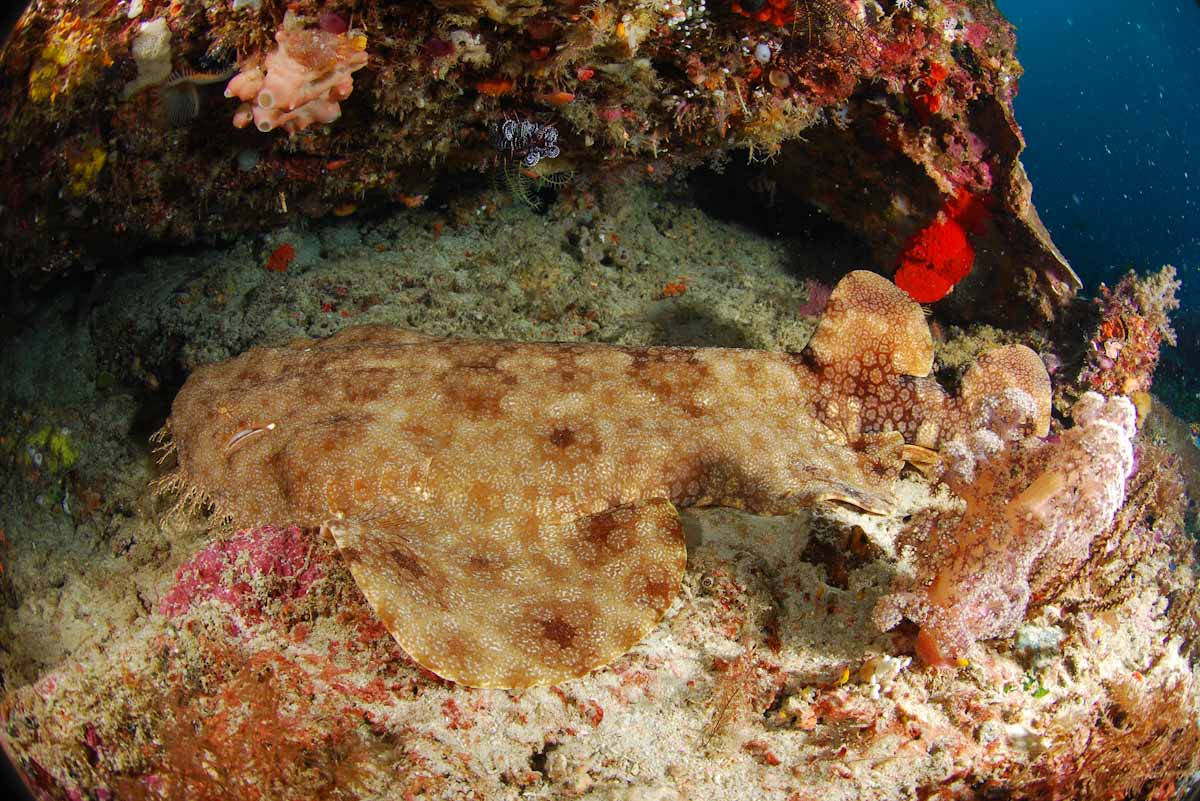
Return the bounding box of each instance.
[998,0,1200,415]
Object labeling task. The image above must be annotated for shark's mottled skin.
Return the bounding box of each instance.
[163,271,1051,687]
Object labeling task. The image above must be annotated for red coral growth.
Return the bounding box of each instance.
[894,189,989,303]
[907,60,949,118]
[894,217,971,303]
[742,739,782,766]
[441,698,475,730]
[475,77,514,97]
[265,243,295,273]
[731,0,795,28]
[159,525,323,626]
[122,645,411,801]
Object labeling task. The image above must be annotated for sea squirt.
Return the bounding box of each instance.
[158,271,1050,688]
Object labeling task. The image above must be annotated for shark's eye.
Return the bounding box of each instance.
[225,423,275,452]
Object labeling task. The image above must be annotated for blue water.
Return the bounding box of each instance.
[999,0,1200,289]
[998,0,1200,411]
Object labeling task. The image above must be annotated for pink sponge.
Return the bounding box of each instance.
[160,524,324,623]
[225,20,368,134]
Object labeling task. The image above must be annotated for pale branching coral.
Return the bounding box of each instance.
[874,392,1136,666]
[224,15,368,134]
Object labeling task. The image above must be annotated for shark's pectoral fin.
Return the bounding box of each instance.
[327,498,686,688]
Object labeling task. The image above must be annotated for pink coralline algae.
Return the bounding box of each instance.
[874,391,1136,667]
[796,278,833,317]
[159,524,323,623]
[225,15,368,134]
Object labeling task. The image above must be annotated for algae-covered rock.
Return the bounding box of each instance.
[0,0,1074,324]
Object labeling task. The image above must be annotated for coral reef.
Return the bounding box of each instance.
[24,10,111,105]
[0,180,1196,801]
[1079,264,1180,399]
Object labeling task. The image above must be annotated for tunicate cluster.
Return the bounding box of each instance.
[491,118,560,167]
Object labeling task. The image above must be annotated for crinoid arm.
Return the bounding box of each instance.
[502,161,541,210]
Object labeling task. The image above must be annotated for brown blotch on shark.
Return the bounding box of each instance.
[160,271,1050,688]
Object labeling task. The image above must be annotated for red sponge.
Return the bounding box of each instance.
[894,190,988,303]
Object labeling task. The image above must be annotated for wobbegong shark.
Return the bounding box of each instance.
[159,271,1050,688]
